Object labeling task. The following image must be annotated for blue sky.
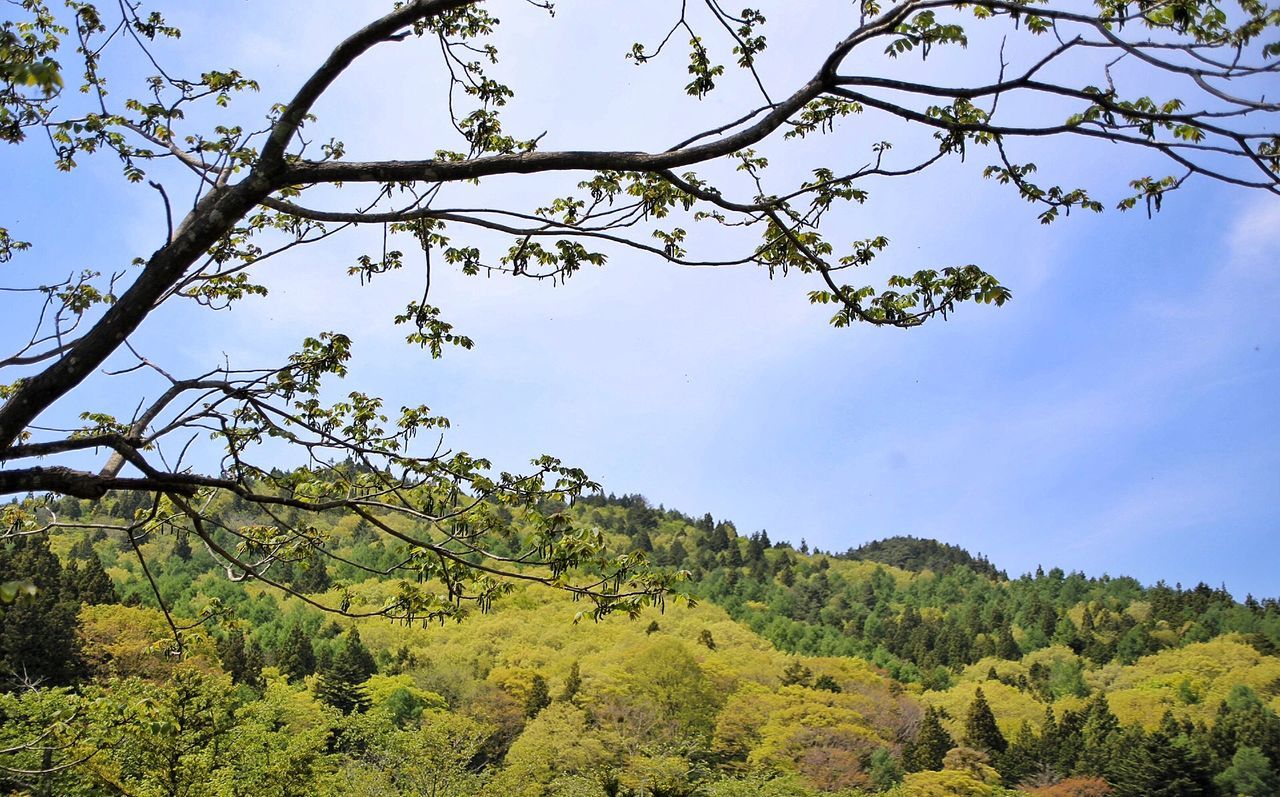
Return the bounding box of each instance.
[2,1,1277,597]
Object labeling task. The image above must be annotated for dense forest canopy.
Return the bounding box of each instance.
[840,538,1005,581]
[2,489,1280,795]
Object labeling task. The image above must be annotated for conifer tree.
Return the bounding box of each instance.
[217,627,265,689]
[999,720,1041,785]
[524,674,551,718]
[668,539,689,566]
[868,748,904,790]
[725,543,743,568]
[66,536,97,561]
[1077,693,1121,777]
[963,687,1008,756]
[1209,685,1280,771]
[0,535,83,688]
[277,623,316,682]
[315,628,375,715]
[560,661,581,703]
[172,531,192,561]
[813,674,842,693]
[746,534,765,563]
[289,554,332,594]
[905,706,955,772]
[1214,746,1278,797]
[60,559,81,602]
[995,626,1021,660]
[634,530,653,553]
[340,627,377,682]
[1109,723,1214,797]
[73,555,117,605]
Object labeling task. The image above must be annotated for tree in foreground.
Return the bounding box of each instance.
[1,0,1277,624]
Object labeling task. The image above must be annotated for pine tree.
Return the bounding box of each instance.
[904,706,955,772]
[1077,693,1121,777]
[314,665,370,715]
[67,536,97,561]
[314,628,375,715]
[868,748,904,790]
[813,674,842,693]
[995,626,1021,660]
[340,627,377,681]
[668,539,689,565]
[289,554,332,594]
[963,687,1008,756]
[634,530,653,553]
[524,674,551,718]
[560,660,581,703]
[0,535,83,688]
[724,543,743,568]
[60,560,81,602]
[1208,685,1280,772]
[1110,724,1214,797]
[746,534,765,563]
[276,623,316,682]
[74,555,117,605]
[217,627,264,689]
[1214,746,1277,797]
[999,720,1041,785]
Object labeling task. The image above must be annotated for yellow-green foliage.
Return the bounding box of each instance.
[287,584,911,793]
[1090,636,1280,725]
[934,636,1280,733]
[825,558,917,591]
[79,603,218,679]
[891,768,1006,796]
[495,704,615,797]
[925,679,1045,738]
[364,673,447,712]
[716,682,885,790]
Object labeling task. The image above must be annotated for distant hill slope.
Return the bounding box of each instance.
[842,535,1006,580]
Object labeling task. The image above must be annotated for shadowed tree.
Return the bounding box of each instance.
[0,536,82,688]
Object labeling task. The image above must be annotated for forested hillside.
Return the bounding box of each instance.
[2,488,1279,796]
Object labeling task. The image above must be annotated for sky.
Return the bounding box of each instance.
[2,1,1278,597]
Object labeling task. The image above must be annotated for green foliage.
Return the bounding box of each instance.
[524,673,551,718]
[905,705,955,772]
[1214,745,1278,796]
[0,534,83,687]
[217,626,265,690]
[314,628,375,715]
[277,622,317,682]
[560,660,582,703]
[845,536,1005,579]
[4,492,1280,794]
[963,687,1008,756]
